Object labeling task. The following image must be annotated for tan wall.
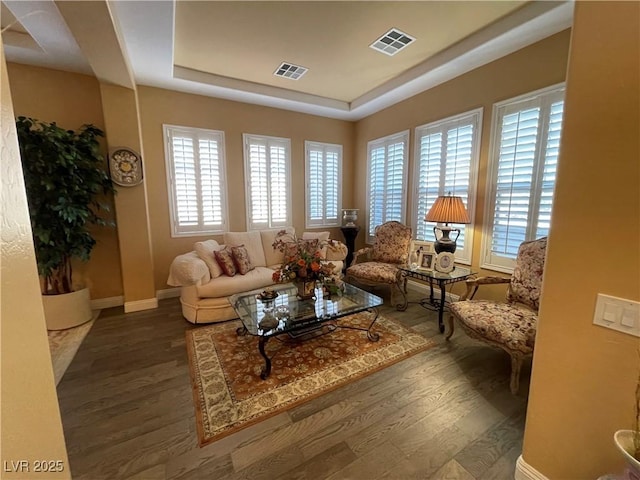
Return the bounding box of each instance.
[6,63,123,300]
[137,86,356,291]
[1,45,70,479]
[99,84,156,305]
[354,30,571,300]
[522,2,640,478]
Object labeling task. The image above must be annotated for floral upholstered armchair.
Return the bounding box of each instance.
[447,237,547,394]
[345,221,412,311]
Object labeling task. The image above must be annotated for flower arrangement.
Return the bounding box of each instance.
[271,232,336,285]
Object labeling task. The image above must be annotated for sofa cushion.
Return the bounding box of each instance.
[231,245,254,275]
[194,240,224,278]
[195,267,276,298]
[224,231,267,267]
[215,247,237,276]
[261,227,295,267]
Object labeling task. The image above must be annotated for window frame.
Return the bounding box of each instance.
[481,83,565,273]
[411,108,482,265]
[242,133,292,231]
[365,130,410,244]
[163,124,229,238]
[304,140,343,229]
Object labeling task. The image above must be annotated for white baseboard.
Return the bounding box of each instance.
[124,297,158,313]
[515,455,549,480]
[90,295,124,309]
[91,289,179,312]
[156,287,181,300]
[406,278,460,303]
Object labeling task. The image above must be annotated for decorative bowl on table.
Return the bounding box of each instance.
[257,290,279,301]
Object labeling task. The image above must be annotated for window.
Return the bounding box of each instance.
[243,134,292,230]
[305,141,342,228]
[412,109,482,264]
[163,125,228,237]
[482,84,565,272]
[366,131,409,243]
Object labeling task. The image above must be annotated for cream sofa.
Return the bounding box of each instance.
[167,228,347,324]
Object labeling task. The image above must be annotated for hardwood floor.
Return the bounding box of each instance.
[56,287,530,479]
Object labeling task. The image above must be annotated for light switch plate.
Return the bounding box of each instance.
[593,293,640,337]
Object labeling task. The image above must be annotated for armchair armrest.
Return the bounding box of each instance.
[352,247,372,265]
[460,275,511,301]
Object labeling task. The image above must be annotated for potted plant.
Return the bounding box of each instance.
[16,117,115,329]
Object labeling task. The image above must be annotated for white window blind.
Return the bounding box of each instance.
[305,141,342,228]
[413,109,481,264]
[366,131,409,243]
[482,85,565,272]
[243,134,292,230]
[163,125,228,237]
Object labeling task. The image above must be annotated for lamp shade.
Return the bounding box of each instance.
[424,195,470,224]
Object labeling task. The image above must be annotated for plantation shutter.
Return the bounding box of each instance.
[305,142,342,227]
[483,86,565,270]
[414,110,481,264]
[244,134,292,230]
[491,105,541,258]
[366,131,409,243]
[164,125,228,236]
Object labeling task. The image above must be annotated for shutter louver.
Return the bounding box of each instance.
[536,100,564,238]
[491,107,540,258]
[367,132,409,241]
[305,143,342,227]
[165,125,228,236]
[245,135,291,230]
[483,86,565,270]
[413,110,481,264]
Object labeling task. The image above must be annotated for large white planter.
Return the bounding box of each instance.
[42,287,93,330]
[615,430,640,480]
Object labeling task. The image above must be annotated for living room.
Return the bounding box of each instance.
[1,2,638,479]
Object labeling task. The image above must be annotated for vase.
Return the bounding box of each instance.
[342,209,359,227]
[42,287,93,330]
[296,280,316,300]
[614,430,640,480]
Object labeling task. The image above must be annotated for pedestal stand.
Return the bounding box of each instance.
[340,226,360,270]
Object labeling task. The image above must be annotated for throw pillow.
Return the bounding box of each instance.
[214,247,237,276]
[194,240,224,278]
[231,245,254,275]
[223,231,267,267]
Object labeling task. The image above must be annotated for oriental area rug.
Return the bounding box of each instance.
[186,312,435,447]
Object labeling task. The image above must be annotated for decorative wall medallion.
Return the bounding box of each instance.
[109,147,143,186]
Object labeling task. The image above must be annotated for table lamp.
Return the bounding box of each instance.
[424,194,470,253]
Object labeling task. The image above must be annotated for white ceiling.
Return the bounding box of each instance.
[1,0,573,121]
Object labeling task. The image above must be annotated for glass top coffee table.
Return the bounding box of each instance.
[230,283,383,379]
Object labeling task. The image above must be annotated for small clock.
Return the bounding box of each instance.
[109,147,143,187]
[435,252,455,273]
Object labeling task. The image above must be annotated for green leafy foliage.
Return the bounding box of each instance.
[15,117,115,294]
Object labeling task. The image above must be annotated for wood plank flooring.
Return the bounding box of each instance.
[56,287,530,479]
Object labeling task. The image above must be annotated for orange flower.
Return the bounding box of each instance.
[297,259,306,267]
[310,262,320,272]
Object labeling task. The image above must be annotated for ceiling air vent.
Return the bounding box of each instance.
[370,28,415,56]
[274,62,308,80]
